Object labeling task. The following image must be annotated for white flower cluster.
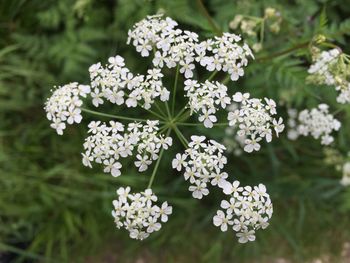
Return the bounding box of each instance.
[227,92,284,153]
[308,49,341,85]
[82,120,172,176]
[213,182,273,243]
[112,187,172,240]
[89,55,170,109]
[128,15,253,80]
[184,79,231,128]
[308,48,350,104]
[197,33,254,81]
[44,82,91,135]
[172,136,228,199]
[287,104,341,145]
[128,14,199,78]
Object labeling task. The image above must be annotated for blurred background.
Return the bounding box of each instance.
[1,0,350,262]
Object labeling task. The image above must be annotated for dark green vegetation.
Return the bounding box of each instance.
[1,0,350,262]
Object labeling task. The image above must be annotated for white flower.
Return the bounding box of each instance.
[213,210,233,231]
[103,159,122,177]
[172,153,187,171]
[116,186,131,203]
[157,202,173,222]
[243,136,262,153]
[135,154,152,172]
[232,92,249,102]
[189,180,209,199]
[236,230,256,243]
[221,180,243,196]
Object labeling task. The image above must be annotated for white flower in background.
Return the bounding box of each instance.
[308,48,350,104]
[227,92,284,153]
[214,181,273,243]
[112,187,172,240]
[308,48,341,85]
[172,136,227,199]
[196,32,254,81]
[82,120,172,176]
[223,126,246,156]
[44,82,91,135]
[340,162,350,186]
[184,79,231,128]
[287,104,341,145]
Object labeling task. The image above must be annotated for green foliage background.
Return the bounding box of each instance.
[1,0,350,262]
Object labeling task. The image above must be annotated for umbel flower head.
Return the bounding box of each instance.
[227,92,284,153]
[112,187,172,240]
[287,104,341,145]
[44,14,283,241]
[214,182,272,243]
[307,48,350,104]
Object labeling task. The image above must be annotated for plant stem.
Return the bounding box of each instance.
[196,0,222,36]
[81,108,155,122]
[256,41,310,62]
[174,126,189,145]
[213,122,229,126]
[165,102,172,119]
[173,126,188,148]
[177,122,201,127]
[147,128,171,188]
[260,19,265,44]
[143,106,167,120]
[177,110,192,123]
[154,101,168,119]
[174,106,188,121]
[207,71,218,81]
[172,65,180,115]
[177,122,229,127]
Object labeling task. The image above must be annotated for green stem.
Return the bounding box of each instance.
[207,71,218,81]
[174,126,189,145]
[81,108,154,122]
[332,108,345,115]
[256,41,310,62]
[174,106,188,121]
[165,102,172,119]
[173,126,188,148]
[177,122,202,127]
[177,122,229,127]
[147,128,171,188]
[154,101,168,119]
[177,110,191,123]
[260,19,265,44]
[196,0,222,36]
[143,106,167,121]
[171,64,180,115]
[213,122,229,126]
